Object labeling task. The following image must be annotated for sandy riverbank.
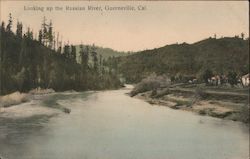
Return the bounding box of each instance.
[0,88,60,119]
[0,100,60,119]
[134,88,249,124]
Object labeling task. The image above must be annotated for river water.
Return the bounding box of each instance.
[0,87,249,159]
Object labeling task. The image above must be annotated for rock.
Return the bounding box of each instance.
[170,105,179,109]
[0,92,29,107]
[63,107,71,114]
[147,100,155,104]
[198,110,206,115]
[209,110,233,118]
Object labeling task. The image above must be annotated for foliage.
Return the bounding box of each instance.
[130,74,171,97]
[202,69,213,84]
[0,16,122,95]
[115,37,249,83]
[227,71,238,87]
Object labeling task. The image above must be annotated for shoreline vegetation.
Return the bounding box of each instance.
[0,88,68,119]
[130,75,249,124]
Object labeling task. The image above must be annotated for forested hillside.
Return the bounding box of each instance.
[75,45,127,63]
[0,14,122,95]
[114,37,249,83]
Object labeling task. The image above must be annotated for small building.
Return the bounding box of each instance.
[241,73,249,87]
[209,75,221,86]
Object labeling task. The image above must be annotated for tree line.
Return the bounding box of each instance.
[0,13,122,95]
[111,36,249,85]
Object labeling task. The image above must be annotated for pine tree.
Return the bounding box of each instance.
[42,16,48,46]
[228,71,238,87]
[80,44,88,69]
[6,13,13,32]
[26,27,33,39]
[70,45,76,62]
[91,45,98,72]
[202,69,213,84]
[241,33,245,40]
[48,20,53,48]
[57,46,62,54]
[1,22,5,32]
[63,45,70,58]
[16,20,23,38]
[99,54,103,74]
[38,29,43,44]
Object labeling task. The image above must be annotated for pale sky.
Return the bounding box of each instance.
[1,1,249,52]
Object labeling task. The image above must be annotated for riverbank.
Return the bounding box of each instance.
[0,88,61,119]
[0,86,122,119]
[132,85,249,124]
[0,88,55,107]
[0,100,60,119]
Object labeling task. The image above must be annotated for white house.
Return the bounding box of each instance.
[241,73,249,87]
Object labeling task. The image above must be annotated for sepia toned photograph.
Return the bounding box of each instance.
[0,1,249,159]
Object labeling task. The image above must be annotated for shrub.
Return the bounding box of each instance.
[227,71,238,87]
[130,74,171,97]
[202,69,213,84]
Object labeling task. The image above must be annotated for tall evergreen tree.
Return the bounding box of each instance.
[6,13,13,32]
[91,45,98,72]
[57,46,62,54]
[241,32,245,40]
[80,45,89,70]
[38,29,43,44]
[1,22,5,32]
[48,20,53,48]
[70,45,77,62]
[99,54,103,74]
[63,45,70,59]
[42,16,48,46]
[16,21,23,38]
[26,27,33,40]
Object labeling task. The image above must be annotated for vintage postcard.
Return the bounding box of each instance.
[0,1,249,159]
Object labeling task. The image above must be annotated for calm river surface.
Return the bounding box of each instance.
[0,87,249,159]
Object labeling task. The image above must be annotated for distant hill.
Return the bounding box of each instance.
[75,45,128,63]
[115,37,249,83]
